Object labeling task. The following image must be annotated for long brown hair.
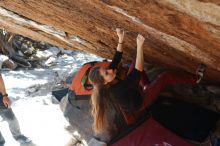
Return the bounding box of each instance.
[89,67,111,133]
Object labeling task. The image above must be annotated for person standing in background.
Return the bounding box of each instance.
[0,73,31,145]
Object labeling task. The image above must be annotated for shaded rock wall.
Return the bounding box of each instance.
[0,0,220,82]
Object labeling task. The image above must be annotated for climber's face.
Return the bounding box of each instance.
[99,67,117,84]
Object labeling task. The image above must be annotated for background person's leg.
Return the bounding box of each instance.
[1,108,22,139]
[0,131,5,145]
[1,108,31,144]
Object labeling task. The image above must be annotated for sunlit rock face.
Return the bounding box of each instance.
[0,0,220,82]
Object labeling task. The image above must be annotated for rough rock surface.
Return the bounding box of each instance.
[0,0,220,82]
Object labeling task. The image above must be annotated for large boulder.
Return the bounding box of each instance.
[0,0,220,81]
